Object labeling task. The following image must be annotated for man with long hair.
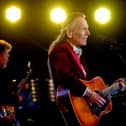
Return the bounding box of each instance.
[48,12,126,126]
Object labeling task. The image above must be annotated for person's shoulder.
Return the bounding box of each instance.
[49,41,73,59]
[54,41,72,52]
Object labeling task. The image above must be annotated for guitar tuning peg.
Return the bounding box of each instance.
[27,61,31,68]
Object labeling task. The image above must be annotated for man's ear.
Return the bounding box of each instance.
[66,30,72,38]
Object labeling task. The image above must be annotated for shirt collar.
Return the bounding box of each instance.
[68,41,83,58]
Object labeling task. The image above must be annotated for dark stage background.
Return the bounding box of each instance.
[0,0,126,126]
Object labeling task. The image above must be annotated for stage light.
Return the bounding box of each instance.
[5,6,21,23]
[95,7,110,24]
[50,8,66,24]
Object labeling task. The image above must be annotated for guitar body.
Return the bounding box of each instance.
[57,76,112,126]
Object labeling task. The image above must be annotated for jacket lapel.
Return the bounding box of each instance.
[64,42,87,79]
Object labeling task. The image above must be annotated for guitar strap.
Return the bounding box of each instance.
[47,58,69,126]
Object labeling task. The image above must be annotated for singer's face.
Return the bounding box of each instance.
[0,49,10,69]
[69,17,90,47]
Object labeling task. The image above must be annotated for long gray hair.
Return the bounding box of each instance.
[48,12,86,54]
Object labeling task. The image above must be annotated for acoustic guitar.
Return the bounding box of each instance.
[57,76,126,126]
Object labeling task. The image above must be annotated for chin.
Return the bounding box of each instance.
[81,42,87,46]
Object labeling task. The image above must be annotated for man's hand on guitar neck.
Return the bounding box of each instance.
[84,88,106,108]
[83,77,126,108]
[114,77,126,92]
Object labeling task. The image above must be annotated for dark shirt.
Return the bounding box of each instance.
[0,68,17,105]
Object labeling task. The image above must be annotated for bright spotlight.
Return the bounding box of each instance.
[6,6,21,23]
[51,8,66,24]
[95,7,110,24]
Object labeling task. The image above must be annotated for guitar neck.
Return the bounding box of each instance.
[100,83,121,100]
[17,69,32,95]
